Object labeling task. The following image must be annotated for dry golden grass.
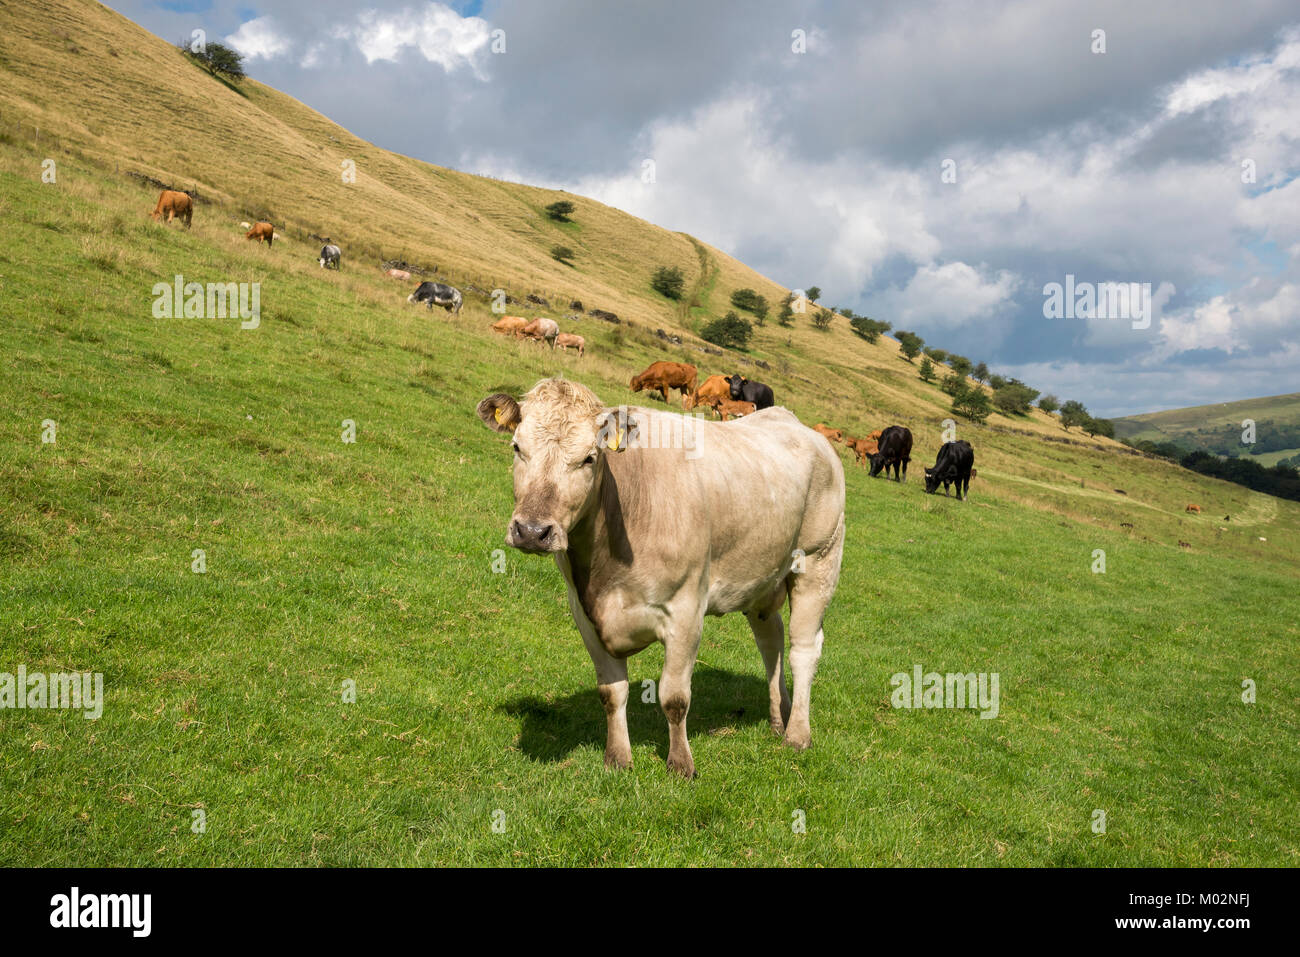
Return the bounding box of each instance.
[1,0,1122,451]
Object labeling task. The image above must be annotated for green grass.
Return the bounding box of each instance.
[1,146,1297,866]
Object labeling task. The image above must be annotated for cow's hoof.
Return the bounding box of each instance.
[604,749,632,771]
[666,753,696,779]
[782,727,811,751]
[768,716,786,737]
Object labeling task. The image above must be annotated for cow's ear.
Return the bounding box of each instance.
[595,408,639,453]
[477,393,521,433]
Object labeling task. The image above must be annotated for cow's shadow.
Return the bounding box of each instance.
[499,667,772,764]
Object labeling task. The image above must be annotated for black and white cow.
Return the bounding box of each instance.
[726,374,775,410]
[318,243,341,270]
[868,425,913,481]
[923,440,975,500]
[408,281,463,314]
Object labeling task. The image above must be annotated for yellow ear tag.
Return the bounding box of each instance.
[607,428,624,451]
[494,407,504,425]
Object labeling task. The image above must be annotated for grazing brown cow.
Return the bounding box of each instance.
[520,318,560,347]
[630,361,697,407]
[842,436,878,468]
[684,374,731,415]
[555,333,586,356]
[716,398,756,421]
[149,190,192,227]
[476,378,845,776]
[1186,504,1202,513]
[385,268,412,281]
[813,424,843,444]
[245,221,274,246]
[492,316,529,337]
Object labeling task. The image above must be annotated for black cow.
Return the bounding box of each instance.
[726,374,775,410]
[868,425,912,481]
[923,440,975,500]
[408,281,463,314]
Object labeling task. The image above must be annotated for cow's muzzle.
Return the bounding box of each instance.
[508,518,564,554]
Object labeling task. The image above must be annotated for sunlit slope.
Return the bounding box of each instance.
[1114,393,1300,443]
[2,0,1120,448]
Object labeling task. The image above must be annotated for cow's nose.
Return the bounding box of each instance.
[510,519,555,551]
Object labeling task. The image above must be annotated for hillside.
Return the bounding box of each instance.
[1,0,1297,866]
[1,0,1115,447]
[1115,393,1300,465]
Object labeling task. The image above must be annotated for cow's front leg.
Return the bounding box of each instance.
[582,641,631,770]
[659,623,702,778]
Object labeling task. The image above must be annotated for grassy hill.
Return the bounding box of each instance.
[0,0,1296,866]
[1115,393,1300,464]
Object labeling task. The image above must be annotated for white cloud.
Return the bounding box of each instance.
[226,16,291,61]
[872,262,1021,330]
[340,3,491,76]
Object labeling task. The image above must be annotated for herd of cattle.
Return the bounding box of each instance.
[150,187,976,500]
[624,361,977,500]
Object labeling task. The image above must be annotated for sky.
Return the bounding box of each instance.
[104,0,1300,417]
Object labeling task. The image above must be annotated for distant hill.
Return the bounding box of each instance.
[1114,393,1300,465]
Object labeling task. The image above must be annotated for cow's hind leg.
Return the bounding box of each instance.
[784,519,844,750]
[746,597,790,736]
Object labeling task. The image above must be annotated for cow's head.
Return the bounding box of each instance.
[726,374,746,400]
[868,452,887,477]
[923,467,941,494]
[478,379,639,554]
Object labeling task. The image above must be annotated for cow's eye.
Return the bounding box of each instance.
[582,453,597,467]
[511,442,522,457]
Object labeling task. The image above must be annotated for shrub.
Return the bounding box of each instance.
[811,308,834,331]
[919,357,936,382]
[850,316,891,343]
[1059,400,1090,431]
[179,40,247,81]
[651,265,685,300]
[544,200,576,221]
[1037,394,1060,414]
[952,388,992,423]
[550,245,575,264]
[992,381,1040,415]
[940,373,965,396]
[776,298,795,326]
[700,311,753,350]
[896,331,924,361]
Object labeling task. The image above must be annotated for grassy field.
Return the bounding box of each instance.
[1,0,1297,867]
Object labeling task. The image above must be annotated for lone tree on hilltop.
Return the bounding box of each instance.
[179,39,246,82]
